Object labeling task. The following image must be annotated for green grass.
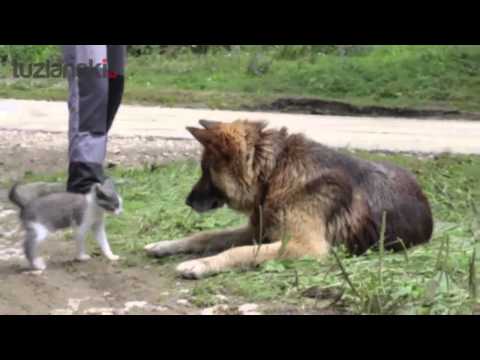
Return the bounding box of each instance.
[2,45,480,112]
[23,151,480,314]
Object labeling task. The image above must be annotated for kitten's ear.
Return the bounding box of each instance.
[102,178,115,191]
[94,183,106,198]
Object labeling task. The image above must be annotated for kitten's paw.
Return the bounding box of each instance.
[106,254,120,261]
[144,241,177,257]
[76,254,91,262]
[176,260,210,279]
[31,258,46,271]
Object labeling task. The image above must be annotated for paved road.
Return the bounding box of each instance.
[1,99,480,154]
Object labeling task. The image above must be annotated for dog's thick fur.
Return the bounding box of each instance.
[145,120,433,279]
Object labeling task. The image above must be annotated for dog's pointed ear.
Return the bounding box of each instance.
[186,126,212,146]
[253,120,268,132]
[199,119,221,129]
[187,126,233,160]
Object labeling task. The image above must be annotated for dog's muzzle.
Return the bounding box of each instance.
[186,191,226,213]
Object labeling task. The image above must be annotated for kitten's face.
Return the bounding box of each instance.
[94,179,123,215]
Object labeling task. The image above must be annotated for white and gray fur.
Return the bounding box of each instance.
[9,178,123,271]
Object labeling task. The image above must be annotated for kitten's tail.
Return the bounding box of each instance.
[8,183,26,210]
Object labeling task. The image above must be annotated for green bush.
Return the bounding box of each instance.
[126,45,235,57]
[2,45,480,112]
[0,45,378,64]
[0,45,60,64]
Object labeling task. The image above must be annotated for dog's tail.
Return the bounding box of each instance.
[8,183,26,210]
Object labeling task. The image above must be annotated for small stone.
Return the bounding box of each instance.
[4,249,19,255]
[176,299,191,307]
[215,294,228,302]
[24,270,44,276]
[152,305,168,312]
[200,308,215,316]
[200,305,230,315]
[242,311,262,315]
[0,210,16,218]
[238,303,259,314]
[3,229,20,238]
[50,309,74,315]
[68,297,90,312]
[124,301,148,312]
[179,289,190,294]
[83,307,115,315]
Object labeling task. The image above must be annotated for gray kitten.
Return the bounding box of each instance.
[8,178,123,271]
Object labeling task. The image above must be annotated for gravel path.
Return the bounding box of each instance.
[2,98,480,154]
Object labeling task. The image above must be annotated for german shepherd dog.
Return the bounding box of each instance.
[145,120,433,279]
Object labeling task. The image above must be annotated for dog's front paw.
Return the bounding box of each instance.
[176,260,210,279]
[144,241,178,257]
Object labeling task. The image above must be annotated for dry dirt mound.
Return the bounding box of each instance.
[258,97,480,120]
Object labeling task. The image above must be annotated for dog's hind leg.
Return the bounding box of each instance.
[144,225,253,257]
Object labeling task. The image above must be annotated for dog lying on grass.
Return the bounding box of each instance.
[145,120,433,279]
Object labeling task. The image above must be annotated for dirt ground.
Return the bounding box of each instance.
[0,129,201,315]
[0,128,332,315]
